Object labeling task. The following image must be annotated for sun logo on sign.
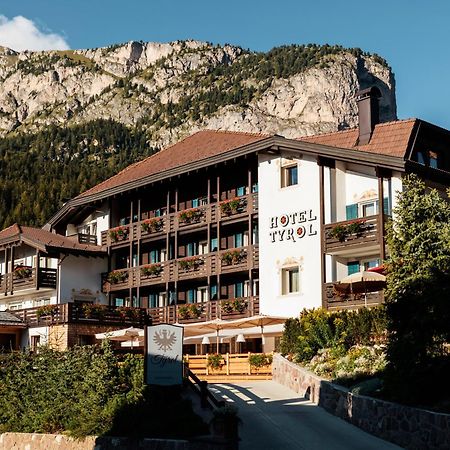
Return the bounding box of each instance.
[153,329,177,352]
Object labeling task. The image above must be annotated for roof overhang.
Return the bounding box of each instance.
[47,135,406,227]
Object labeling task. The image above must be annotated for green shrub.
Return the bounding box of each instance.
[0,344,206,438]
[248,353,273,368]
[280,306,387,362]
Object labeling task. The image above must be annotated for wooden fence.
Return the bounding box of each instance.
[185,352,272,377]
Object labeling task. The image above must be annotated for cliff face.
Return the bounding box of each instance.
[0,40,396,146]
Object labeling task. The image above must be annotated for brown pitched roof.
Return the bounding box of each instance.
[0,311,26,327]
[298,119,417,158]
[77,130,271,199]
[0,224,105,255]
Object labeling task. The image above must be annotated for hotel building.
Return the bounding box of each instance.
[1,87,449,351]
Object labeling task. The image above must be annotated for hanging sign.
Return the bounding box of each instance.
[269,209,318,243]
[145,324,184,386]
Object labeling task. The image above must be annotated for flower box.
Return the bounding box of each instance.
[109,226,129,243]
[220,249,246,265]
[140,263,163,277]
[14,266,32,279]
[220,197,247,216]
[141,218,163,233]
[178,208,203,224]
[178,303,203,320]
[178,256,203,271]
[107,270,128,284]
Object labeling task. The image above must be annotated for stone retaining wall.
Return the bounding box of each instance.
[0,433,231,450]
[272,353,450,450]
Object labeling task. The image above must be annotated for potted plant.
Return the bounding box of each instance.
[232,297,248,313]
[211,404,241,441]
[220,300,234,315]
[248,353,273,372]
[207,353,224,371]
[82,303,107,319]
[141,217,163,233]
[178,208,203,224]
[178,303,203,320]
[13,266,32,279]
[109,226,129,242]
[116,306,141,321]
[178,256,203,271]
[36,305,59,320]
[140,263,162,277]
[221,249,246,265]
[107,270,128,284]
[219,197,247,216]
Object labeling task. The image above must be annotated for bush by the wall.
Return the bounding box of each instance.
[0,343,206,438]
[280,306,387,363]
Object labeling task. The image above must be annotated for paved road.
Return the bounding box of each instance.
[210,381,402,450]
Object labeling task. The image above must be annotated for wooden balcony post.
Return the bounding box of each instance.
[4,247,8,295]
[318,160,327,308]
[10,245,14,295]
[35,250,40,290]
[376,168,386,260]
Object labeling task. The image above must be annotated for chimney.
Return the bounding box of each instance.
[356,86,381,145]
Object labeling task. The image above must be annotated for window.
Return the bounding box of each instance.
[252,183,259,193]
[192,198,199,208]
[347,261,360,275]
[149,293,159,308]
[362,201,378,217]
[78,335,95,346]
[346,204,358,220]
[234,233,244,248]
[210,238,218,252]
[30,335,40,351]
[282,267,299,294]
[114,297,124,307]
[186,242,198,257]
[363,259,381,271]
[234,282,244,298]
[33,298,51,307]
[198,287,208,302]
[149,250,159,263]
[199,197,208,206]
[429,151,439,169]
[417,151,426,165]
[282,165,298,187]
[210,285,218,300]
[236,186,246,196]
[187,289,197,304]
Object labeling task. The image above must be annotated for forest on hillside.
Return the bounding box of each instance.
[0,120,151,229]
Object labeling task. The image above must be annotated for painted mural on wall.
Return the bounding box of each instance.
[269,209,318,243]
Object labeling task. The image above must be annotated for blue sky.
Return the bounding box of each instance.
[1,0,450,128]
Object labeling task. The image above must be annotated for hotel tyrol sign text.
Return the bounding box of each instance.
[269,209,318,243]
[145,324,183,386]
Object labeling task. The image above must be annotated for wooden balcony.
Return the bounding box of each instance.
[323,215,380,255]
[12,302,148,328]
[101,193,259,247]
[77,233,97,245]
[323,282,384,310]
[103,245,259,293]
[147,296,260,325]
[0,268,57,294]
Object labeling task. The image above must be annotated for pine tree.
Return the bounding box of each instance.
[384,174,450,407]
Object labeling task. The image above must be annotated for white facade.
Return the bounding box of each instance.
[58,254,108,304]
[258,152,322,317]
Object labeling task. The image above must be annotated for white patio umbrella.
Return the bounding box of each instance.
[224,315,288,345]
[182,318,240,352]
[334,271,386,307]
[95,327,143,348]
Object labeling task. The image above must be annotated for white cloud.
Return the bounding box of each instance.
[0,15,69,52]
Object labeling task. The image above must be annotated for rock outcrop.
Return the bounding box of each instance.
[0,40,396,146]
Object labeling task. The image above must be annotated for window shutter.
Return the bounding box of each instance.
[383,197,390,215]
[347,261,360,275]
[346,204,358,220]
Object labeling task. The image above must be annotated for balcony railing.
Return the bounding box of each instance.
[12,302,148,327]
[78,233,97,245]
[102,245,259,293]
[323,215,380,254]
[0,268,57,293]
[323,282,384,310]
[101,193,258,247]
[147,296,260,325]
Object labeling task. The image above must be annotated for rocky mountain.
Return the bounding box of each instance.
[0,41,396,147]
[0,41,397,229]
